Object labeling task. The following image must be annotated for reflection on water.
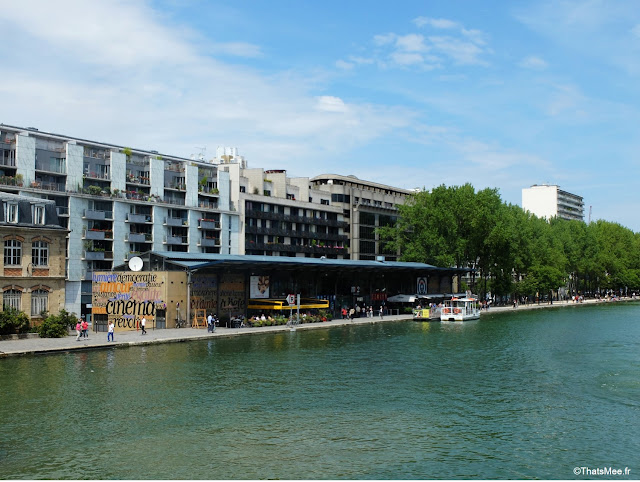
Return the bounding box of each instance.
[1,303,639,479]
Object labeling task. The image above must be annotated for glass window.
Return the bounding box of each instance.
[32,241,49,267]
[32,205,46,225]
[31,289,48,316]
[3,289,21,311]
[4,203,18,223]
[4,239,22,266]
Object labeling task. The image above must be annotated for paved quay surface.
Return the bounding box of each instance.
[0,297,633,358]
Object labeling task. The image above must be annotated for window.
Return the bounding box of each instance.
[31,289,48,316]
[32,241,49,267]
[321,199,330,205]
[32,205,46,225]
[4,239,22,266]
[3,289,21,311]
[4,203,18,223]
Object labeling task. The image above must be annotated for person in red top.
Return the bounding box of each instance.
[81,319,89,339]
[75,321,82,341]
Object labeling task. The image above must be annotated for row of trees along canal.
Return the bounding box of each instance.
[379,184,640,302]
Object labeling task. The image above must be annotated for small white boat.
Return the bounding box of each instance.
[440,297,480,322]
[413,306,441,321]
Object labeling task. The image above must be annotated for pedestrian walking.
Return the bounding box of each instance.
[140,316,147,335]
[75,321,82,341]
[379,305,384,319]
[81,319,89,338]
[107,321,115,342]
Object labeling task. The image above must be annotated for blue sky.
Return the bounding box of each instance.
[1,0,639,231]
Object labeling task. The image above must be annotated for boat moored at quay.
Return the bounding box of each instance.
[440,297,481,322]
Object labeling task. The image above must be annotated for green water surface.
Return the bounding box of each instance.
[1,303,639,479]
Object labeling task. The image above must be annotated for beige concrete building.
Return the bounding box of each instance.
[309,174,414,260]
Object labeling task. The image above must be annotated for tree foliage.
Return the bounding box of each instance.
[379,185,640,299]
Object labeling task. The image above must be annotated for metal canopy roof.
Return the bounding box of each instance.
[148,252,468,274]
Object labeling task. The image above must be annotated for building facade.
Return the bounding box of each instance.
[0,124,241,319]
[0,193,66,320]
[522,184,585,222]
[234,169,349,258]
[309,174,413,260]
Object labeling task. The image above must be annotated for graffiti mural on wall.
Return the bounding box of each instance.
[92,272,166,331]
[191,273,218,312]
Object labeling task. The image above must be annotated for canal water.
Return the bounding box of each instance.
[1,303,639,479]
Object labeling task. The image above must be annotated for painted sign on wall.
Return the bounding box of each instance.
[219,273,245,314]
[191,273,218,312]
[92,272,166,331]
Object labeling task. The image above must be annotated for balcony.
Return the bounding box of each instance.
[126,233,151,243]
[84,251,113,261]
[165,217,187,227]
[35,161,66,175]
[127,213,151,223]
[84,170,111,181]
[198,220,220,230]
[83,209,112,220]
[0,176,23,187]
[56,206,69,216]
[198,237,220,247]
[31,180,66,192]
[164,235,188,245]
[84,230,106,240]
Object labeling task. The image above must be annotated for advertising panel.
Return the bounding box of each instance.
[249,275,270,298]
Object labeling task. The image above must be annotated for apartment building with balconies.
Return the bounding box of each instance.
[221,167,349,258]
[309,174,413,261]
[0,124,240,320]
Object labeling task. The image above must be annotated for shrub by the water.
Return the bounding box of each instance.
[38,310,77,338]
[0,308,30,335]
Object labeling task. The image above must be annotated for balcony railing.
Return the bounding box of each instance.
[56,206,69,216]
[165,217,187,227]
[84,251,113,261]
[0,176,23,187]
[164,235,188,245]
[84,209,113,220]
[198,220,220,230]
[198,237,220,247]
[127,213,151,223]
[35,161,66,174]
[32,180,66,192]
[126,233,148,243]
[0,157,16,167]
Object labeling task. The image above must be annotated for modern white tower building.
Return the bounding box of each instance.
[522,184,584,222]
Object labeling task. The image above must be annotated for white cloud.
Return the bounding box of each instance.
[316,96,348,113]
[428,36,489,66]
[413,17,459,29]
[519,55,548,70]
[373,33,397,46]
[395,34,429,52]
[335,59,354,70]
[0,0,418,169]
[210,42,263,58]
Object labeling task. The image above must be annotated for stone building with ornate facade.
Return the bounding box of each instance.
[0,193,67,320]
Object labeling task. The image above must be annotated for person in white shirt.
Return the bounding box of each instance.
[107,321,115,342]
[140,317,146,335]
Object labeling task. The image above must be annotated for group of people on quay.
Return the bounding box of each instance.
[341,305,385,320]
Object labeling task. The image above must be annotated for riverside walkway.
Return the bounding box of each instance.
[0,297,629,358]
